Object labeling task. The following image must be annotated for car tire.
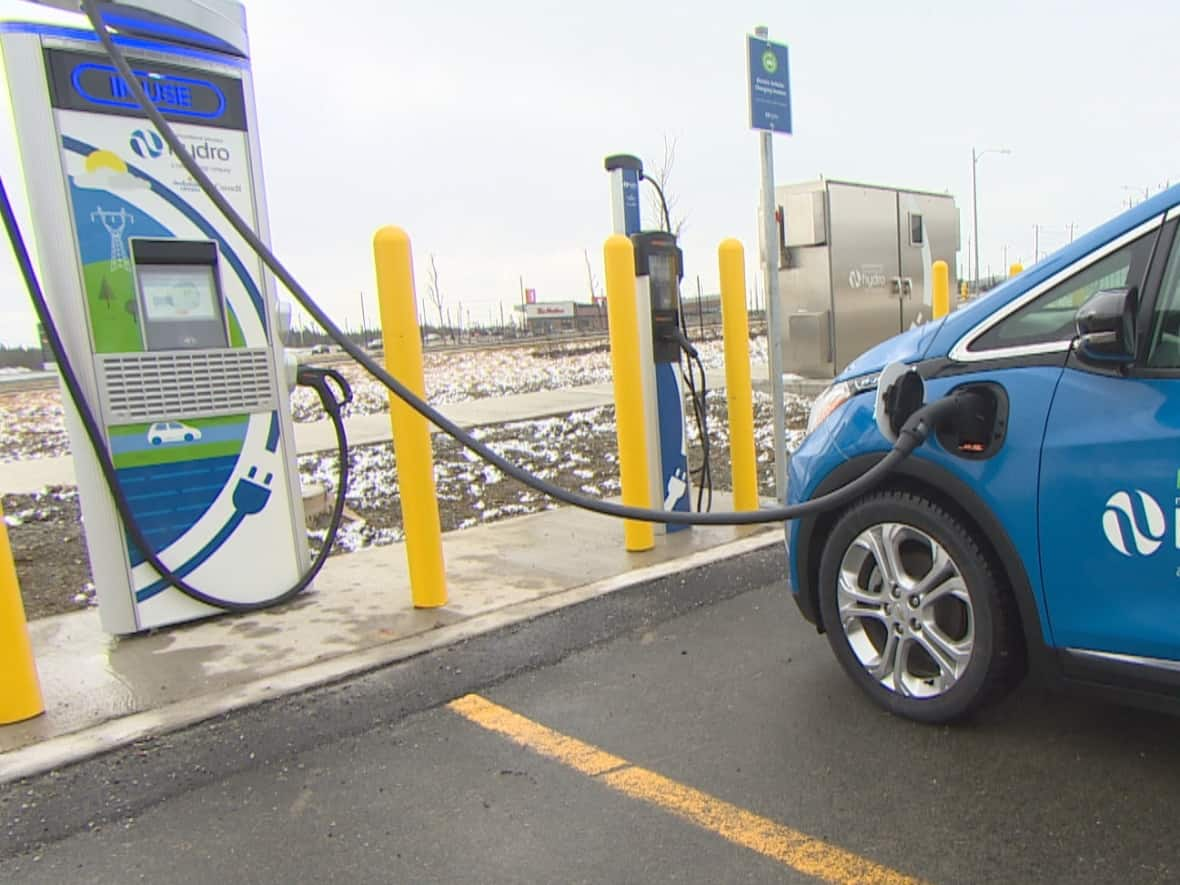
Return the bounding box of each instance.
[150,437,162,446]
[817,490,1020,723]
[184,434,194,442]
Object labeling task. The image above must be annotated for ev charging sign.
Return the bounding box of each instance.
[748,35,791,133]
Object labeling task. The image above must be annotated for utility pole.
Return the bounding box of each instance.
[696,275,705,337]
[358,291,367,338]
[971,147,978,288]
[971,146,1011,290]
[1033,224,1039,263]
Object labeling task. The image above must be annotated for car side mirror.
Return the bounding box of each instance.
[1075,286,1137,364]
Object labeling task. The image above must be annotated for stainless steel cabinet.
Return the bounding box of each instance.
[773,179,960,378]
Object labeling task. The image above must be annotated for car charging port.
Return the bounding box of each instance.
[937,383,1009,460]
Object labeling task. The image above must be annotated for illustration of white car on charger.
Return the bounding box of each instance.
[147,421,201,445]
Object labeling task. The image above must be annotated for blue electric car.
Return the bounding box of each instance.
[787,187,1180,722]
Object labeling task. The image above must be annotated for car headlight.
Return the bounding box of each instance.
[805,373,881,435]
[806,381,853,435]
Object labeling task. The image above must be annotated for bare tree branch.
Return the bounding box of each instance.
[583,249,602,302]
[645,134,688,237]
[424,253,447,337]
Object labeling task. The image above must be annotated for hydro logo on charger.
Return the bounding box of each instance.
[128,129,230,163]
[1103,489,1167,557]
[129,128,164,158]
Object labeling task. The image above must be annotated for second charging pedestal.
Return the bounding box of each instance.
[604,156,692,533]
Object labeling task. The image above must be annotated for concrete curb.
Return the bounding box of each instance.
[0,531,783,787]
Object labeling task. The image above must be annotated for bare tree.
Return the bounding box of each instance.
[583,249,602,302]
[424,253,447,337]
[645,134,687,237]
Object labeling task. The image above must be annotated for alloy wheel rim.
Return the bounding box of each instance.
[837,522,974,699]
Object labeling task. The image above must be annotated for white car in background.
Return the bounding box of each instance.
[147,421,201,445]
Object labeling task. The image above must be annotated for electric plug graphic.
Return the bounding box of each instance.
[233,465,274,516]
[664,467,688,510]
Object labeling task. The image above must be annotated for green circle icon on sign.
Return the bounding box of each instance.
[761,49,777,74]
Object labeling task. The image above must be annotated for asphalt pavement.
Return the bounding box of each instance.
[6,576,1180,884]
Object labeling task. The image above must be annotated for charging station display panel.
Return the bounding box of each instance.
[132,240,229,349]
[649,253,680,312]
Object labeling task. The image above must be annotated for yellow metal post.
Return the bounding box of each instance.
[372,226,447,608]
[717,239,758,511]
[1009,263,1023,277]
[932,260,950,320]
[960,280,969,301]
[603,235,655,552]
[1,500,43,724]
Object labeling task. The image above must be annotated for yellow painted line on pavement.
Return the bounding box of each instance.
[448,694,926,885]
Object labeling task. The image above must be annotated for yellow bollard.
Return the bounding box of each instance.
[717,239,758,511]
[1,499,43,724]
[603,235,655,552]
[960,280,969,301]
[932,260,950,319]
[1009,263,1023,277]
[372,227,447,608]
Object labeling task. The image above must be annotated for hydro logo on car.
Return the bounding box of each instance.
[1102,489,1167,556]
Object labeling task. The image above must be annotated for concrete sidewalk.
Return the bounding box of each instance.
[0,364,824,494]
[0,492,781,782]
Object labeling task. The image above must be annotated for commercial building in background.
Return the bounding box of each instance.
[518,294,767,337]
[518,300,607,335]
[769,178,960,378]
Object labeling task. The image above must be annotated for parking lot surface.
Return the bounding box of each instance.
[5,581,1180,884]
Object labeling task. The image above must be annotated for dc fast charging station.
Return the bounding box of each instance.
[0,0,308,633]
[604,154,692,531]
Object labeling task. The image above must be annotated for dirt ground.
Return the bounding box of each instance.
[5,393,809,621]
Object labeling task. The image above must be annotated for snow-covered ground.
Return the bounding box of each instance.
[287,335,769,423]
[0,335,774,461]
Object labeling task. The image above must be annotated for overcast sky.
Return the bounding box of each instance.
[0,0,1176,346]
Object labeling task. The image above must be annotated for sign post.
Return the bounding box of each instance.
[748,26,791,503]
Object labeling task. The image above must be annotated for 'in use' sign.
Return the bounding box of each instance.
[748,36,791,133]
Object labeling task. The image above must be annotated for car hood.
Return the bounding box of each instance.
[835,319,945,381]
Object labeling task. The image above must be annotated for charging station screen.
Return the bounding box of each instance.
[138,265,219,322]
[649,254,678,311]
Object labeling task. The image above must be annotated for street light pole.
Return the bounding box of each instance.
[971,146,1011,291]
[971,147,978,289]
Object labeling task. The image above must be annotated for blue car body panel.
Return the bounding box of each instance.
[788,367,1065,647]
[786,181,1180,688]
[1039,369,1180,658]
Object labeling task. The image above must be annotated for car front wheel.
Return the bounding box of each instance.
[817,490,1021,723]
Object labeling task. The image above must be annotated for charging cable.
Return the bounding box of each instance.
[70,0,961,535]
